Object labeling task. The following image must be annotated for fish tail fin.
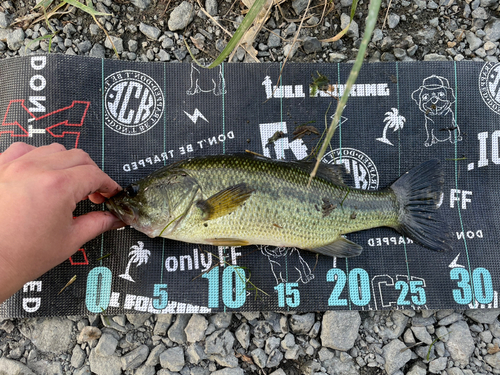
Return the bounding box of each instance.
[391,159,452,252]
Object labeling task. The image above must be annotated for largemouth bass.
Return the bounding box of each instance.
[106,154,451,257]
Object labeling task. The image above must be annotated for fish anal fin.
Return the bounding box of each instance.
[197,183,254,220]
[205,238,250,247]
[311,237,363,258]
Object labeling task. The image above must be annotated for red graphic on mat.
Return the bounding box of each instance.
[69,248,89,266]
[1,100,90,148]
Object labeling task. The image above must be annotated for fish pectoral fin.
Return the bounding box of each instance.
[196,183,254,220]
[205,238,250,247]
[311,237,363,258]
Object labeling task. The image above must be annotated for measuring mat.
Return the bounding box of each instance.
[0,54,498,317]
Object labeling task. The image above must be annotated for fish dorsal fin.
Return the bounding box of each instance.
[196,183,255,220]
[293,159,347,185]
[239,151,347,184]
[311,237,363,258]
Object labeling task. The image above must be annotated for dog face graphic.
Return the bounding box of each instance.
[412,75,455,116]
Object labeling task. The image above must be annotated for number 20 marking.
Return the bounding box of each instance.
[327,268,370,306]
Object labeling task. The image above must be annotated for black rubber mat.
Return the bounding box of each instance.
[0,54,498,317]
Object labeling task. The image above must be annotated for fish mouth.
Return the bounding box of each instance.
[105,199,136,225]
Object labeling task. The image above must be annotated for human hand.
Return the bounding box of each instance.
[0,143,125,303]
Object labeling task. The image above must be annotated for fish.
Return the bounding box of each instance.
[106,153,451,258]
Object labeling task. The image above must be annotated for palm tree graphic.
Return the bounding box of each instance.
[119,241,151,282]
[376,108,406,146]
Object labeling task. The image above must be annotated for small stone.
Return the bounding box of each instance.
[383,339,412,375]
[340,13,359,39]
[121,344,149,371]
[145,344,166,367]
[329,52,347,62]
[211,368,244,375]
[0,357,35,375]
[209,313,233,330]
[168,1,195,31]
[424,53,448,61]
[485,352,500,369]
[407,364,426,375]
[268,29,281,48]
[185,342,206,364]
[159,346,185,372]
[302,37,322,54]
[168,314,191,344]
[0,12,9,28]
[438,312,463,326]
[290,313,315,334]
[372,28,383,43]
[126,314,151,328]
[251,348,268,368]
[429,357,447,373]
[472,6,489,19]
[445,320,474,365]
[7,28,25,50]
[388,13,400,29]
[89,43,106,58]
[411,326,433,345]
[104,36,124,54]
[185,315,208,343]
[235,323,250,349]
[485,17,500,42]
[95,333,118,357]
[206,329,235,356]
[292,0,308,15]
[71,345,86,368]
[158,50,170,61]
[154,315,173,336]
[139,22,161,40]
[131,0,151,9]
[20,318,75,355]
[321,311,360,351]
[466,31,483,51]
[206,0,218,15]
[266,348,283,368]
[465,309,500,323]
[89,348,122,375]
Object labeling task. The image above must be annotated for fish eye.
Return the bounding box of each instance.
[125,183,140,197]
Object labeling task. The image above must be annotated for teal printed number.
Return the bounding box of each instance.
[473,268,494,304]
[327,268,370,306]
[349,268,370,306]
[222,266,246,308]
[202,267,219,308]
[274,283,300,308]
[152,284,168,309]
[85,267,112,313]
[451,267,493,304]
[202,266,247,309]
[395,280,426,306]
[327,269,347,306]
[395,281,410,305]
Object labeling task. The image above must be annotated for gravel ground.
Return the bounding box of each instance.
[2,0,500,374]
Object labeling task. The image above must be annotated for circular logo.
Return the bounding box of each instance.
[104,70,164,135]
[321,148,379,190]
[479,62,500,115]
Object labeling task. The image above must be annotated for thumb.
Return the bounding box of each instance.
[72,211,126,247]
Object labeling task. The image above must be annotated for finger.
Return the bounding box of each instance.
[88,192,106,204]
[63,165,122,202]
[42,148,100,170]
[0,142,36,165]
[71,211,126,247]
[27,142,67,157]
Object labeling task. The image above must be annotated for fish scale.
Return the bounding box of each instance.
[107,154,450,257]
